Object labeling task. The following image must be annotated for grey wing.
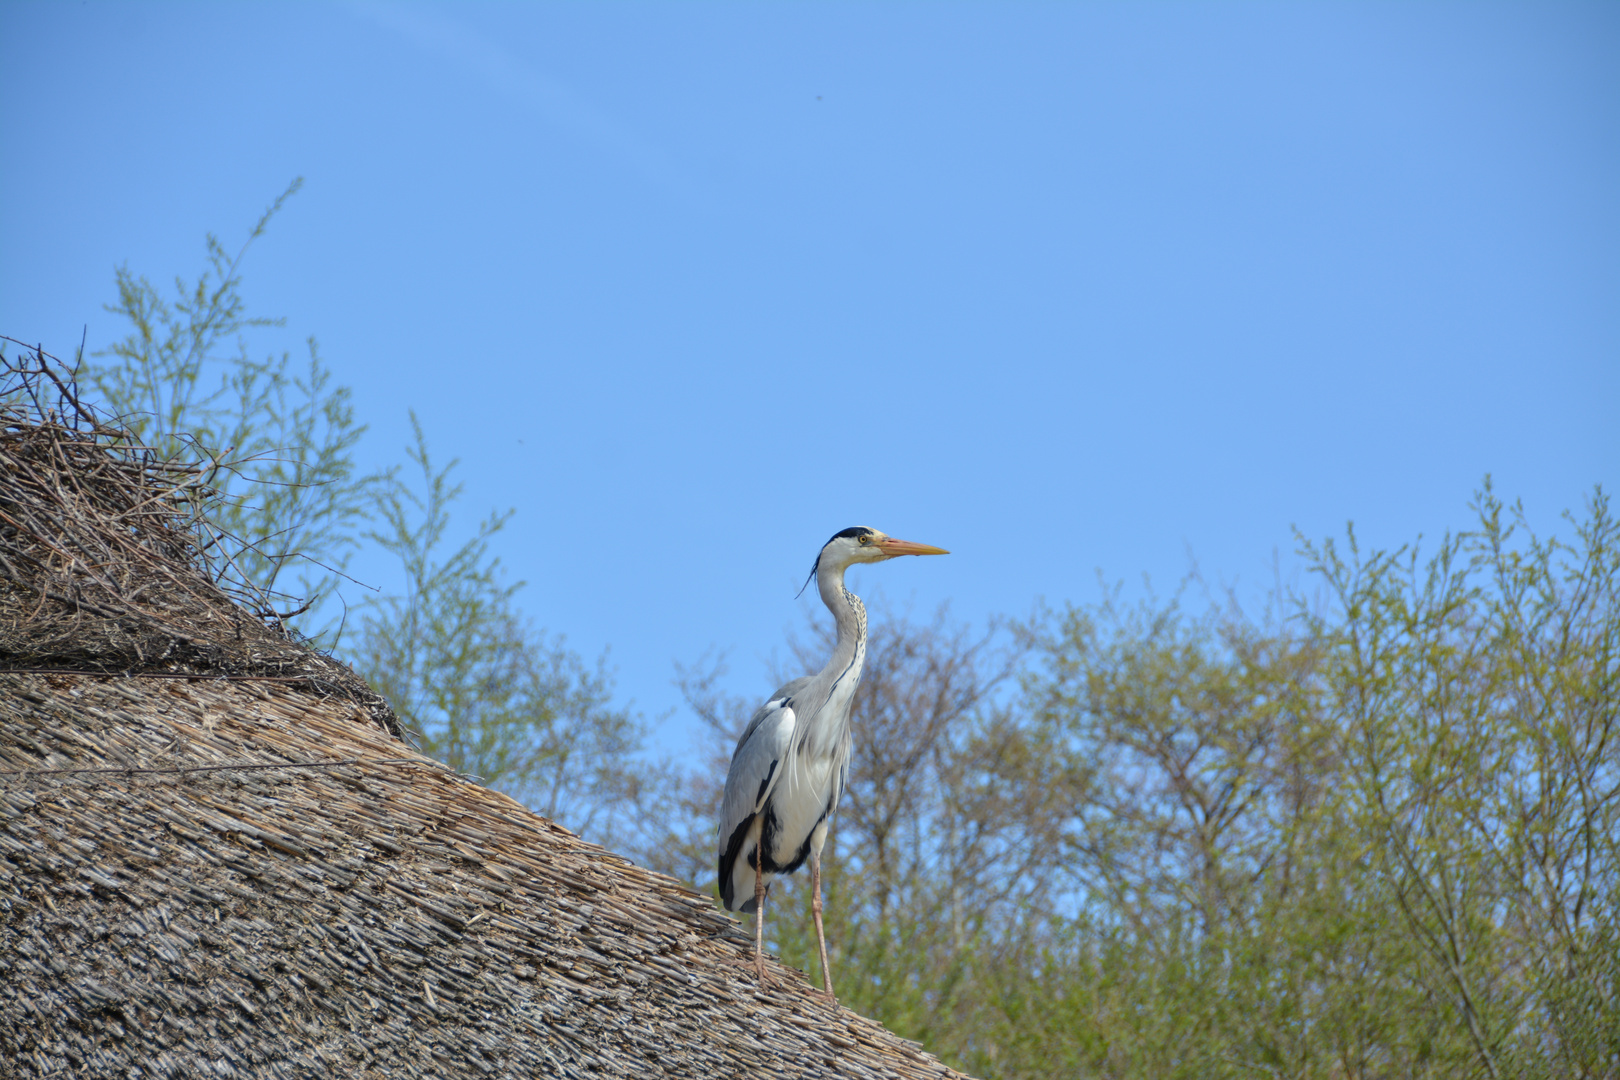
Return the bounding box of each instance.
[728,676,813,758]
[716,692,801,910]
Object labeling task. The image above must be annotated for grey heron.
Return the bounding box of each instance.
[717,526,948,994]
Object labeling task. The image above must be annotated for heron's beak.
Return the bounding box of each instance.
[877,537,949,557]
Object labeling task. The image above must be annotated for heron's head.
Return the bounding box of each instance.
[803,526,949,590]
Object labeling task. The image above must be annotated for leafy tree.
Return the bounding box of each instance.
[975,484,1619,1080]
[71,186,645,845]
[1010,586,1401,1080]
[353,416,643,834]
[1300,482,1619,1079]
[87,179,381,643]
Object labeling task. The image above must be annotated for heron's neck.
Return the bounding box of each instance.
[816,560,868,672]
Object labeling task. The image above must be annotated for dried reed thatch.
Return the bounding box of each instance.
[0,340,399,739]
[0,342,972,1079]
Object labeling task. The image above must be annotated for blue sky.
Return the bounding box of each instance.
[3,2,1616,748]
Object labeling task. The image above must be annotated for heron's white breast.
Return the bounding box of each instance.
[767,750,844,863]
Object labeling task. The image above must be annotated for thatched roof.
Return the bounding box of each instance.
[0,344,971,1079]
[0,342,401,742]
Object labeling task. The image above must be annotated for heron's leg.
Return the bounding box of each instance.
[809,848,833,997]
[752,847,768,984]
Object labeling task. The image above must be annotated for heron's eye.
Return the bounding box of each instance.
[858,535,870,545]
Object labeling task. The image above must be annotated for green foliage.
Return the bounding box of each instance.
[74,189,644,846]
[1299,482,1619,1079]
[352,417,643,831]
[950,484,1618,1080]
[87,178,381,643]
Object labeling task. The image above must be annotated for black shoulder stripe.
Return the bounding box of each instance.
[754,758,779,809]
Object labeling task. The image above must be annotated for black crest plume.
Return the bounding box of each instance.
[796,527,876,597]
